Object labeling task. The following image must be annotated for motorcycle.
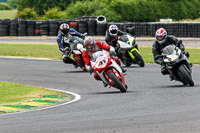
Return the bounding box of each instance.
[117,34,145,67]
[155,41,194,86]
[64,35,86,71]
[90,50,128,93]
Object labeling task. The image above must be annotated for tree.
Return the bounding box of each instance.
[7,0,17,9]
[17,8,39,20]
[16,0,72,15]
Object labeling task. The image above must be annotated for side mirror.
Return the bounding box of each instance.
[176,40,182,47]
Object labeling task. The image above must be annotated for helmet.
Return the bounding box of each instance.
[84,36,96,53]
[60,23,69,36]
[108,24,118,37]
[155,28,167,44]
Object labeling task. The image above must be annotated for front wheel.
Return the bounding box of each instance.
[178,64,194,86]
[132,50,145,67]
[107,71,127,93]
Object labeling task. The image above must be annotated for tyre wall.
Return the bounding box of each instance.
[0,16,200,37]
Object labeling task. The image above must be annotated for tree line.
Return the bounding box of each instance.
[3,0,200,22]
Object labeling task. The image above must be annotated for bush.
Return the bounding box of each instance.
[7,0,17,9]
[64,0,200,22]
[64,0,121,21]
[0,3,12,10]
[41,7,65,20]
[16,0,72,15]
[17,8,39,20]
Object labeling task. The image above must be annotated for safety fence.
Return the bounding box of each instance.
[0,16,200,37]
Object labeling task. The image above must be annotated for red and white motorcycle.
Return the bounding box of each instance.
[90,50,128,93]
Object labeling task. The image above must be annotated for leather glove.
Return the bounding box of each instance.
[155,58,164,65]
[64,47,71,52]
[82,32,87,36]
[86,65,94,74]
[109,46,116,57]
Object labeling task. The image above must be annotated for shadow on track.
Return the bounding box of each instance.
[123,66,140,69]
[90,90,136,95]
[151,84,199,89]
[64,70,89,73]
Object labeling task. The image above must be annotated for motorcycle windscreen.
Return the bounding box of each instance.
[91,51,104,62]
[162,45,175,55]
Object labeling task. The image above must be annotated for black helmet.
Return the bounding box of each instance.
[60,23,69,36]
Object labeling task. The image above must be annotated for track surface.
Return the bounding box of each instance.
[0,58,200,133]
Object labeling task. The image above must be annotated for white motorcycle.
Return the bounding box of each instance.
[117,34,145,67]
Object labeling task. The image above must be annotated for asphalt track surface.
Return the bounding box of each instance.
[0,57,200,133]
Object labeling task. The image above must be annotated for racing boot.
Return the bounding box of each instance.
[190,63,193,67]
[72,62,79,69]
[103,82,108,87]
[169,73,174,81]
[114,57,127,74]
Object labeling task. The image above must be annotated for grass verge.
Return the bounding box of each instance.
[0,9,17,19]
[0,43,199,64]
[0,43,61,60]
[139,46,200,64]
[0,82,66,106]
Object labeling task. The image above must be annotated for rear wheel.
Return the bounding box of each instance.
[132,50,145,67]
[107,71,127,93]
[178,64,194,86]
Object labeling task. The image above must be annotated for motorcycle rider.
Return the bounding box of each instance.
[152,28,190,80]
[57,23,86,68]
[105,24,128,54]
[82,36,126,87]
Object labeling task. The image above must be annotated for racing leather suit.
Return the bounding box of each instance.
[57,28,84,66]
[152,35,187,75]
[82,41,122,80]
[105,29,127,49]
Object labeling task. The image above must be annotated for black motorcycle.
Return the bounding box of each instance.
[155,41,194,86]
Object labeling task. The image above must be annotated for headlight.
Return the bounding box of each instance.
[170,55,178,62]
[77,43,83,50]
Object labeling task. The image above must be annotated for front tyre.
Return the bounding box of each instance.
[132,50,145,67]
[107,71,127,93]
[178,64,194,86]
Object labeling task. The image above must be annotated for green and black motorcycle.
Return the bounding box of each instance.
[117,34,145,67]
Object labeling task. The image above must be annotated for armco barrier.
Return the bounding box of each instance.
[1,17,200,37]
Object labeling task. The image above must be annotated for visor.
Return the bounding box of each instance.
[86,44,95,53]
[62,28,69,34]
[110,29,118,35]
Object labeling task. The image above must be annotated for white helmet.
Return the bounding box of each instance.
[108,24,118,37]
[155,28,167,45]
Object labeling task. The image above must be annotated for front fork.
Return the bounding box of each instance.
[128,47,140,60]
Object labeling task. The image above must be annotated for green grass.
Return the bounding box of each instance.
[0,43,199,64]
[139,46,200,64]
[0,82,66,106]
[0,43,61,60]
[0,9,17,19]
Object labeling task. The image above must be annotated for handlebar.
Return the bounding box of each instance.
[154,55,166,60]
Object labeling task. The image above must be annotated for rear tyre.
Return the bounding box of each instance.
[107,71,127,93]
[178,64,194,86]
[132,50,145,67]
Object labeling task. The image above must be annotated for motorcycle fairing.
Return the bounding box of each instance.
[128,48,141,60]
